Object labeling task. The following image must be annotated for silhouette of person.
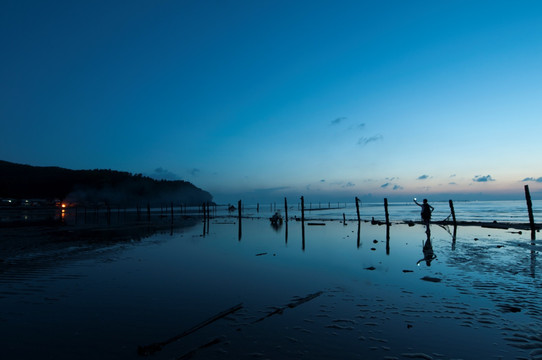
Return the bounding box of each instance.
[414,198,434,226]
[417,231,437,266]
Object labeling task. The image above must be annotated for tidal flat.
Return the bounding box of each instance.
[1,215,542,359]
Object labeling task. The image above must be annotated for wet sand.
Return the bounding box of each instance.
[1,216,541,359]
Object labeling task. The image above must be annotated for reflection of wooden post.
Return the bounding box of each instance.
[449,200,457,225]
[384,198,390,226]
[284,197,288,222]
[302,221,305,251]
[357,222,361,248]
[525,185,536,239]
[355,197,361,222]
[386,223,390,255]
[301,196,305,222]
[257,203,259,213]
[238,200,242,241]
[171,202,174,220]
[147,203,151,220]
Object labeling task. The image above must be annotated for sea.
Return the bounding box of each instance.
[220,199,542,224]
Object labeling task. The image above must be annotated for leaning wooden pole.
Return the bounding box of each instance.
[449,199,457,225]
[525,185,536,238]
[355,197,361,222]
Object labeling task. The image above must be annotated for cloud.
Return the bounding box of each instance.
[331,117,346,125]
[449,174,456,178]
[343,182,355,188]
[357,123,366,129]
[190,168,200,176]
[320,179,326,183]
[449,182,457,185]
[473,175,495,182]
[393,185,403,190]
[357,134,383,146]
[148,167,181,180]
[417,174,429,180]
[381,182,390,188]
[385,177,397,181]
[522,177,542,183]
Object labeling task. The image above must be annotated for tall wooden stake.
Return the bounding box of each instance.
[384,198,390,226]
[284,197,288,222]
[525,185,536,239]
[449,199,457,225]
[355,197,361,222]
[301,196,305,223]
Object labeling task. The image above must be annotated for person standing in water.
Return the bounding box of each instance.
[413,198,434,226]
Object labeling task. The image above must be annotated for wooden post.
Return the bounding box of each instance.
[301,196,305,223]
[343,213,346,225]
[257,203,259,213]
[284,197,288,221]
[355,197,361,222]
[525,185,536,239]
[238,200,242,219]
[384,198,390,226]
[449,199,457,225]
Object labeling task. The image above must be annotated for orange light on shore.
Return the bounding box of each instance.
[62,203,67,208]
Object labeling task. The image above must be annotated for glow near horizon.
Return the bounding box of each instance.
[1,1,542,203]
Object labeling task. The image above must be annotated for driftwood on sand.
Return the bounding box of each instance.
[253,291,324,323]
[137,303,243,356]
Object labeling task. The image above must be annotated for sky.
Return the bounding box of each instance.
[2,0,542,204]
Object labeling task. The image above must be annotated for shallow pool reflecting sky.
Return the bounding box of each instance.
[0,219,540,359]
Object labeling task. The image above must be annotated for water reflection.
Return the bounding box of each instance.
[417,227,437,266]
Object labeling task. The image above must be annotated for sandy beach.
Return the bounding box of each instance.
[1,212,542,359]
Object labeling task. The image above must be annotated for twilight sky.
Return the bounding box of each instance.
[2,0,542,203]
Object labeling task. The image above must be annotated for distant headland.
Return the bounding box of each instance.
[0,160,213,207]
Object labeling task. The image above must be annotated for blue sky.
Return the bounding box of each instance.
[2,0,542,203]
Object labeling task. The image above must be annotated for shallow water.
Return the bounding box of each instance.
[1,218,542,359]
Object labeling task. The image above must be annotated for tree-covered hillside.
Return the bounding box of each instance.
[0,160,213,206]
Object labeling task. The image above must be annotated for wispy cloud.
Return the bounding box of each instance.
[357,123,366,129]
[189,168,200,176]
[331,117,347,125]
[449,174,456,178]
[393,185,403,190]
[381,182,390,188]
[358,134,383,146]
[473,175,495,182]
[417,174,429,180]
[449,182,457,185]
[343,182,355,188]
[522,177,542,183]
[320,179,326,183]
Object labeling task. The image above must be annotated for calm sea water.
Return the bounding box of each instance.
[1,214,541,359]
[222,199,542,224]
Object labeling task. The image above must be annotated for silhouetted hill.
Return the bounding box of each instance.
[0,160,213,206]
